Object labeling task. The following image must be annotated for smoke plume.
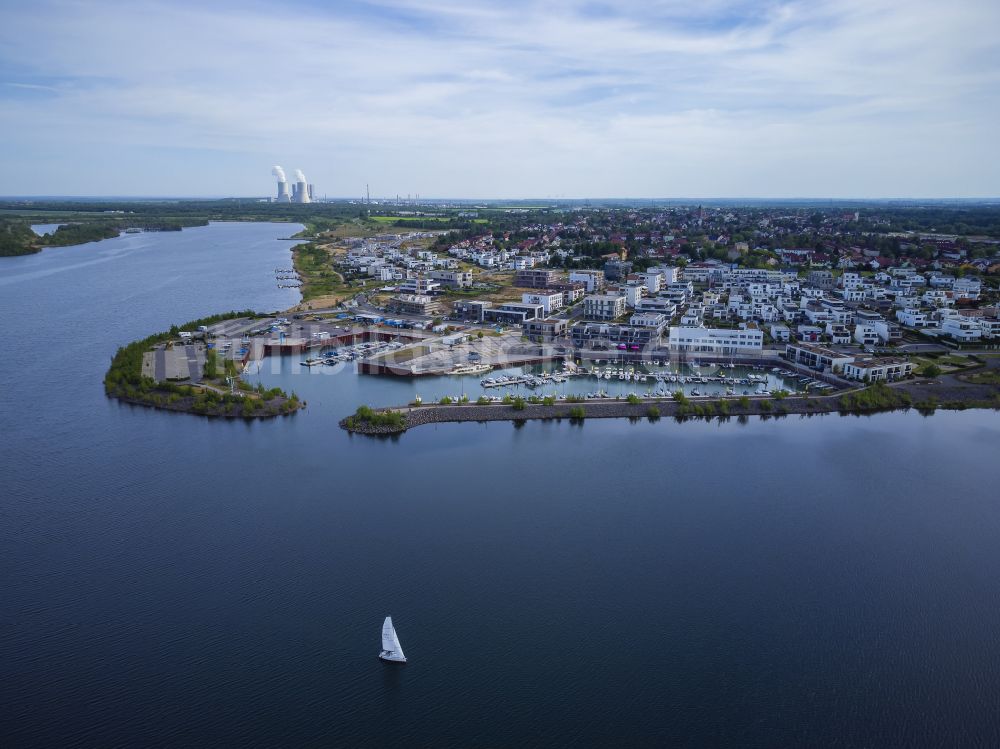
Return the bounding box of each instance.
[271,165,286,182]
[294,169,307,183]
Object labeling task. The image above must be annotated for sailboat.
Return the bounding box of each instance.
[379,616,407,663]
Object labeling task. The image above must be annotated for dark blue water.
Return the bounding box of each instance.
[3,224,1000,747]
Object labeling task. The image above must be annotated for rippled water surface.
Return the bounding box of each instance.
[3,223,1000,747]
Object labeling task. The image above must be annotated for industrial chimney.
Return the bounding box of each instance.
[307,184,314,202]
[272,166,290,202]
[293,169,310,203]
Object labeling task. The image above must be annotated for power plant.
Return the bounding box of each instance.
[271,165,313,203]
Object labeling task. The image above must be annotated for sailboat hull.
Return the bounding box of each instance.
[379,652,407,663]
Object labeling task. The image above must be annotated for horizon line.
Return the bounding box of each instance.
[4,195,1000,203]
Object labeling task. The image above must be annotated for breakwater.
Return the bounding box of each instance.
[340,378,1000,435]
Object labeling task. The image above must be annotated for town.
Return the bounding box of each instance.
[304,204,1000,386]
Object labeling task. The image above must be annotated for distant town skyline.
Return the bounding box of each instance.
[1,0,998,198]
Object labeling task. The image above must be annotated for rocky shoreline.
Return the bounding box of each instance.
[112,392,304,419]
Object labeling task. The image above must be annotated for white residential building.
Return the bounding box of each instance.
[647,265,680,284]
[953,278,982,300]
[680,306,703,326]
[569,270,606,292]
[636,273,662,294]
[397,277,441,295]
[979,317,1000,339]
[896,308,929,327]
[770,324,791,342]
[941,316,983,342]
[668,326,764,354]
[854,323,881,346]
[625,284,645,308]
[629,312,668,331]
[844,357,915,382]
[634,297,677,316]
[583,293,627,321]
[521,291,564,315]
[785,342,855,373]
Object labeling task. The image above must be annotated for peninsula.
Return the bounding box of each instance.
[4,198,998,424]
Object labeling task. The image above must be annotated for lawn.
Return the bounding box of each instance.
[963,370,1000,385]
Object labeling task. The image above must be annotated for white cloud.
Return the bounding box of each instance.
[0,0,997,196]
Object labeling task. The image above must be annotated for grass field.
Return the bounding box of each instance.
[369,215,487,224]
[370,215,448,223]
[963,370,1000,385]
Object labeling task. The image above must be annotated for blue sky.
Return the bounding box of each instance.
[1,0,998,198]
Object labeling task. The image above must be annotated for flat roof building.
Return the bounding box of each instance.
[668,326,763,354]
[523,318,568,342]
[785,342,854,372]
[388,294,443,317]
[584,293,627,321]
[515,268,559,289]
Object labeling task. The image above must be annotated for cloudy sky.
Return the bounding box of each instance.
[1,0,998,198]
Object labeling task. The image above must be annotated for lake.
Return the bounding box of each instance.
[2,222,1000,747]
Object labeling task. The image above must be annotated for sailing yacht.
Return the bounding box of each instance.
[380,617,407,663]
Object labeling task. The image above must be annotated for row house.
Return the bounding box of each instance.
[843,357,915,382]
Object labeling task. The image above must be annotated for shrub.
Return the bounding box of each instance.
[512,397,526,411]
[758,399,773,412]
[738,396,750,409]
[838,382,911,413]
[626,393,641,404]
[349,405,405,429]
[646,406,661,421]
[542,395,556,406]
[439,396,453,405]
[919,363,942,378]
[568,406,586,421]
[477,396,491,405]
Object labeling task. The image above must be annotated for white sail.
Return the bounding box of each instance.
[380,616,406,662]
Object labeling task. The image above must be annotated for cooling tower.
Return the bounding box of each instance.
[308,184,314,202]
[296,181,310,203]
[276,181,290,202]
